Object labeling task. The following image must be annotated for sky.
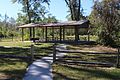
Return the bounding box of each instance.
[0,0,94,21]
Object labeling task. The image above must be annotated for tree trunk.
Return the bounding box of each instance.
[77,0,81,21]
[26,0,32,39]
[65,0,81,41]
[26,0,31,23]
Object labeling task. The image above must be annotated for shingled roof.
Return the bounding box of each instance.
[18,20,89,28]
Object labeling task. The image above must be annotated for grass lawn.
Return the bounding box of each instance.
[0,41,53,79]
[0,41,32,47]
[53,44,120,80]
[53,64,120,80]
[0,41,53,56]
[0,59,27,80]
[67,44,117,53]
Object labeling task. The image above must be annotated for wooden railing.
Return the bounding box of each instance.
[116,48,120,68]
[53,44,120,68]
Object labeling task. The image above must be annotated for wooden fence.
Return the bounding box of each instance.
[53,44,120,68]
[0,46,34,63]
[0,44,119,68]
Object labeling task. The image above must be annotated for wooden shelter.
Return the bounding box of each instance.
[18,20,91,43]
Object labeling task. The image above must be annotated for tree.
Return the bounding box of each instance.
[9,17,16,26]
[42,14,58,23]
[12,0,50,39]
[66,8,86,21]
[0,14,18,39]
[16,13,28,25]
[65,0,83,41]
[65,0,81,21]
[12,0,50,23]
[0,14,1,21]
[89,0,120,46]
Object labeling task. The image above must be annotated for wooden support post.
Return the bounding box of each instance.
[60,26,62,42]
[63,27,65,41]
[75,27,79,43]
[33,27,35,38]
[116,48,120,68]
[53,43,56,63]
[45,27,48,42]
[52,27,54,41]
[30,44,34,62]
[42,27,44,40]
[29,28,32,39]
[88,32,90,41]
[22,28,24,41]
[88,26,90,41]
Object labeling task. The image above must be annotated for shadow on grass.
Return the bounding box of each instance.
[0,58,27,80]
[0,46,29,55]
[93,55,117,64]
[0,58,26,66]
[54,63,120,80]
[0,44,54,80]
[60,50,117,66]
[53,71,76,80]
[0,45,53,59]
[0,68,26,80]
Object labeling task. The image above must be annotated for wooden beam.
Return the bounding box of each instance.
[57,60,114,67]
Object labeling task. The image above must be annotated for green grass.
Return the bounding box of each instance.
[64,35,98,41]
[53,44,120,80]
[0,41,32,47]
[0,37,22,42]
[0,41,54,79]
[0,41,30,79]
[53,64,120,80]
[0,58,27,80]
[64,53,116,64]
[0,41,53,56]
[80,35,98,41]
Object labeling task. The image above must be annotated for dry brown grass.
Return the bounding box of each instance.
[68,45,117,53]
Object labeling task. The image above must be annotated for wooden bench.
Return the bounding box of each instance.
[30,38,40,43]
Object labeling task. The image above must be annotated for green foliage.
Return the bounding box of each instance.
[42,14,58,23]
[16,13,28,24]
[0,14,18,39]
[65,0,81,21]
[89,0,120,47]
[65,0,84,41]
[66,8,86,21]
[12,0,50,23]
